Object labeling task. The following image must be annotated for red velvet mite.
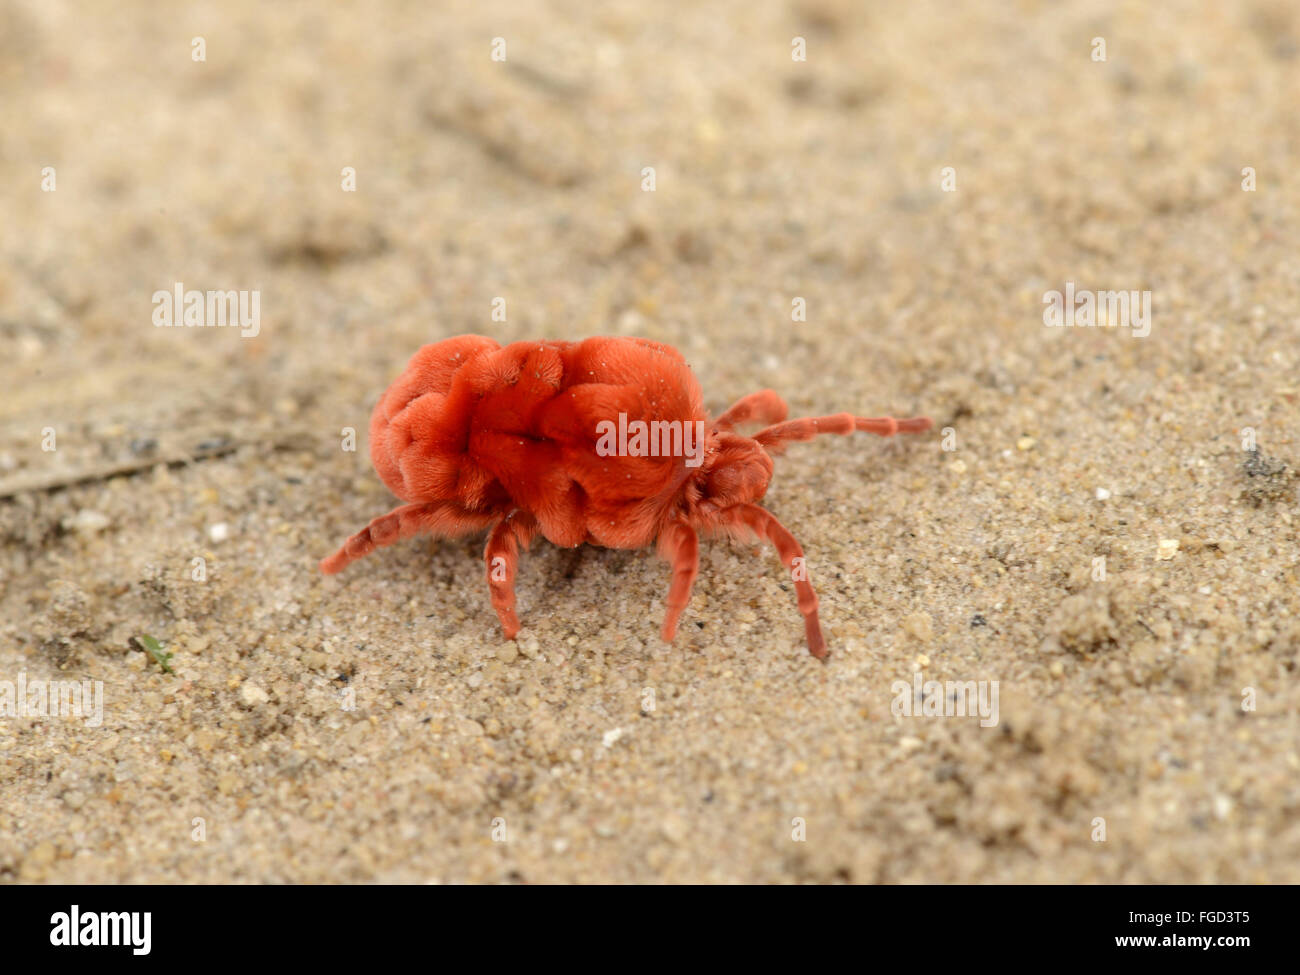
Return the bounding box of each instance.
[320,335,931,658]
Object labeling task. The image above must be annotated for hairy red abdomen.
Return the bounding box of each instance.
[368,335,707,549]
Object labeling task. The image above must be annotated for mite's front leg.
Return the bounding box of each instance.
[484,511,538,639]
[724,503,826,658]
[658,520,700,642]
[714,389,789,431]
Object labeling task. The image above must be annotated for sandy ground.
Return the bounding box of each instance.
[1,0,1298,883]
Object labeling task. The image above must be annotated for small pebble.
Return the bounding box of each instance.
[1157,539,1180,561]
[659,813,688,843]
[65,509,110,534]
[902,612,933,643]
[26,841,56,867]
[238,681,269,707]
[208,522,230,543]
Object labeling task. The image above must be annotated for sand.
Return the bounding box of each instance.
[1,0,1297,883]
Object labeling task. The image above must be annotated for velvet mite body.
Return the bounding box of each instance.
[320,334,931,658]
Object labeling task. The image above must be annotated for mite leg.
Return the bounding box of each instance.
[484,511,539,639]
[714,389,789,431]
[724,503,826,658]
[658,520,700,642]
[319,500,497,575]
[754,412,932,454]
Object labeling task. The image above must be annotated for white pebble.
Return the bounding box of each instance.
[602,727,624,748]
[238,682,269,707]
[1095,487,1111,501]
[208,522,230,543]
[65,509,110,534]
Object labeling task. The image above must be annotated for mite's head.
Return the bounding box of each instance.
[683,429,774,517]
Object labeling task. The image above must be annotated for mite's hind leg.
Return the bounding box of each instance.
[658,520,700,642]
[714,390,789,431]
[484,511,539,639]
[321,501,497,574]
